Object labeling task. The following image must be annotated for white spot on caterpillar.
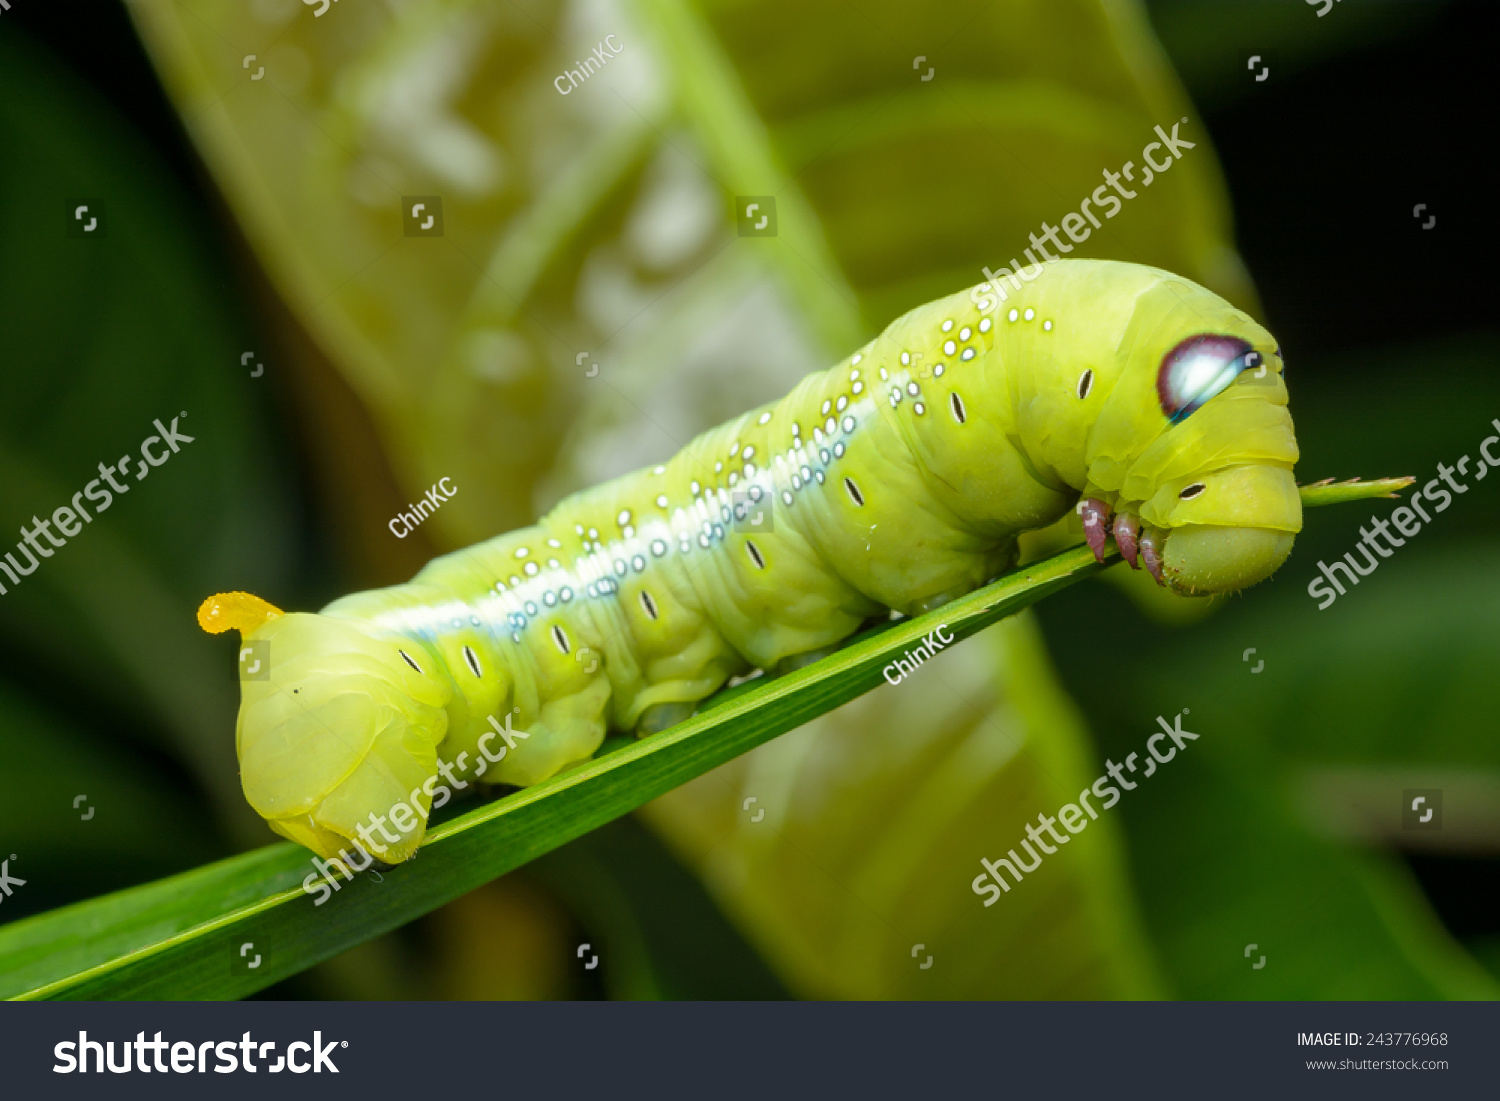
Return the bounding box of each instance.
[960,348,975,361]
[781,491,793,506]
[551,624,571,654]
[833,442,845,458]
[1024,308,1035,321]
[515,547,529,558]
[852,353,863,364]
[959,327,971,341]
[836,396,847,412]
[617,510,631,526]
[524,562,539,576]
[914,402,926,415]
[745,462,757,476]
[815,471,825,483]
[632,555,646,572]
[639,590,659,619]
[879,368,889,380]
[821,399,832,414]
[850,369,860,380]
[398,649,424,674]
[691,481,701,495]
[825,417,836,434]
[730,440,740,456]
[853,382,864,395]
[941,319,953,332]
[656,494,669,508]
[900,352,911,366]
[934,365,944,377]
[792,474,802,489]
[714,461,723,473]
[1009,309,1019,322]
[463,645,482,677]
[1078,369,1094,400]
[544,591,557,606]
[561,587,573,602]
[843,476,865,507]
[907,382,919,396]
[651,539,667,557]
[743,445,755,459]
[653,465,666,475]
[548,558,560,569]
[1043,320,1053,331]
[758,412,772,425]
[547,538,561,548]
[745,540,766,569]
[979,318,992,333]
[951,392,967,423]
[943,340,956,356]
[841,416,855,432]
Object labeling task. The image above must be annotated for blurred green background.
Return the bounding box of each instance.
[0,0,1494,999]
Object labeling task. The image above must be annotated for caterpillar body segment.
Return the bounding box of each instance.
[206,259,1299,861]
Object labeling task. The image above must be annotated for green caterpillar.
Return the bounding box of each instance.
[200,259,1300,863]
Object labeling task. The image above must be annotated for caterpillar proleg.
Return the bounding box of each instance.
[200,259,1299,862]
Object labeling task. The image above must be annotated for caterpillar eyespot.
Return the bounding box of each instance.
[207,259,1302,864]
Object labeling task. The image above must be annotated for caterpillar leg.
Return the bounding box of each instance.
[1112,512,1142,570]
[1081,497,1112,563]
[1138,524,1166,586]
[636,699,698,737]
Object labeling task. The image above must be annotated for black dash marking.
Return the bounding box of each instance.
[843,476,865,507]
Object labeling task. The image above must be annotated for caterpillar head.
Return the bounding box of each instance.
[199,593,451,862]
[1084,271,1301,596]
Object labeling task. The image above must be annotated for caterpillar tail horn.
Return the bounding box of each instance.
[197,591,284,636]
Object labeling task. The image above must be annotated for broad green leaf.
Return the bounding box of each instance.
[641,612,1167,998]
